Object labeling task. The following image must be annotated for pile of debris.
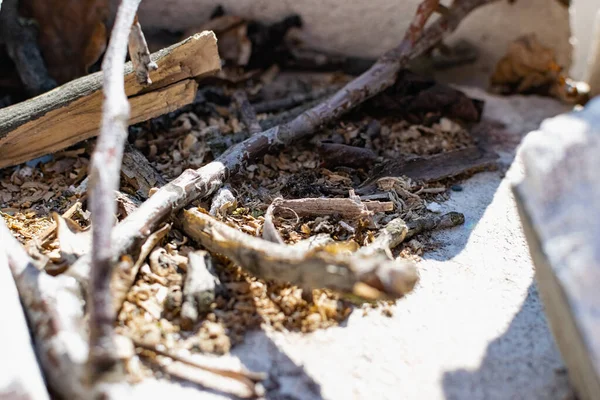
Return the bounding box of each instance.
[0,0,587,398]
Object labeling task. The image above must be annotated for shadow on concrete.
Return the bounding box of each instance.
[233,330,323,400]
[441,283,573,400]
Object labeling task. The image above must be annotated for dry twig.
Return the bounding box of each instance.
[406,212,465,240]
[128,14,158,85]
[233,90,262,135]
[134,339,265,398]
[87,0,144,383]
[272,196,394,219]
[67,0,500,291]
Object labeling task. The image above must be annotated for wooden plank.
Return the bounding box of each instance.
[513,97,600,400]
[357,146,498,195]
[0,79,197,168]
[0,31,220,168]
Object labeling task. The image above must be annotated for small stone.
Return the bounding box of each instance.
[426,202,443,213]
[451,184,463,192]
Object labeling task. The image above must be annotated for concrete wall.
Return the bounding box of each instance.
[137,0,573,87]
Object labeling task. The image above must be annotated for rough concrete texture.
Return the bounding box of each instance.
[127,90,574,399]
[137,0,572,88]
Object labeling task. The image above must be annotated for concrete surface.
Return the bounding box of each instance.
[129,90,575,400]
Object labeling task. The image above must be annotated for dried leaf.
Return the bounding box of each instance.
[489,34,587,103]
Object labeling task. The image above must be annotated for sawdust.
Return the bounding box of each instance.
[1,71,483,362]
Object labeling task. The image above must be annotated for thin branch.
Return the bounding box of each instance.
[252,86,339,113]
[128,14,158,85]
[66,0,500,290]
[405,212,465,240]
[134,339,266,397]
[233,90,262,135]
[272,196,394,219]
[87,0,144,384]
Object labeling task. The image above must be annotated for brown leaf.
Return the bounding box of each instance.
[490,34,561,94]
[20,0,109,84]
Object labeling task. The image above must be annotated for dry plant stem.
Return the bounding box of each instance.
[67,0,499,287]
[180,251,222,330]
[319,142,378,169]
[88,0,142,383]
[182,208,418,299]
[252,86,340,113]
[405,212,465,240]
[0,220,89,399]
[273,197,393,219]
[128,14,158,85]
[133,340,266,382]
[0,0,57,95]
[135,339,265,398]
[233,90,262,135]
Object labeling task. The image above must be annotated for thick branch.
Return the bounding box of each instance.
[87,0,142,383]
[66,0,500,288]
[182,208,417,299]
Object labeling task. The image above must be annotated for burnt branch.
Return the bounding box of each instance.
[87,0,144,384]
